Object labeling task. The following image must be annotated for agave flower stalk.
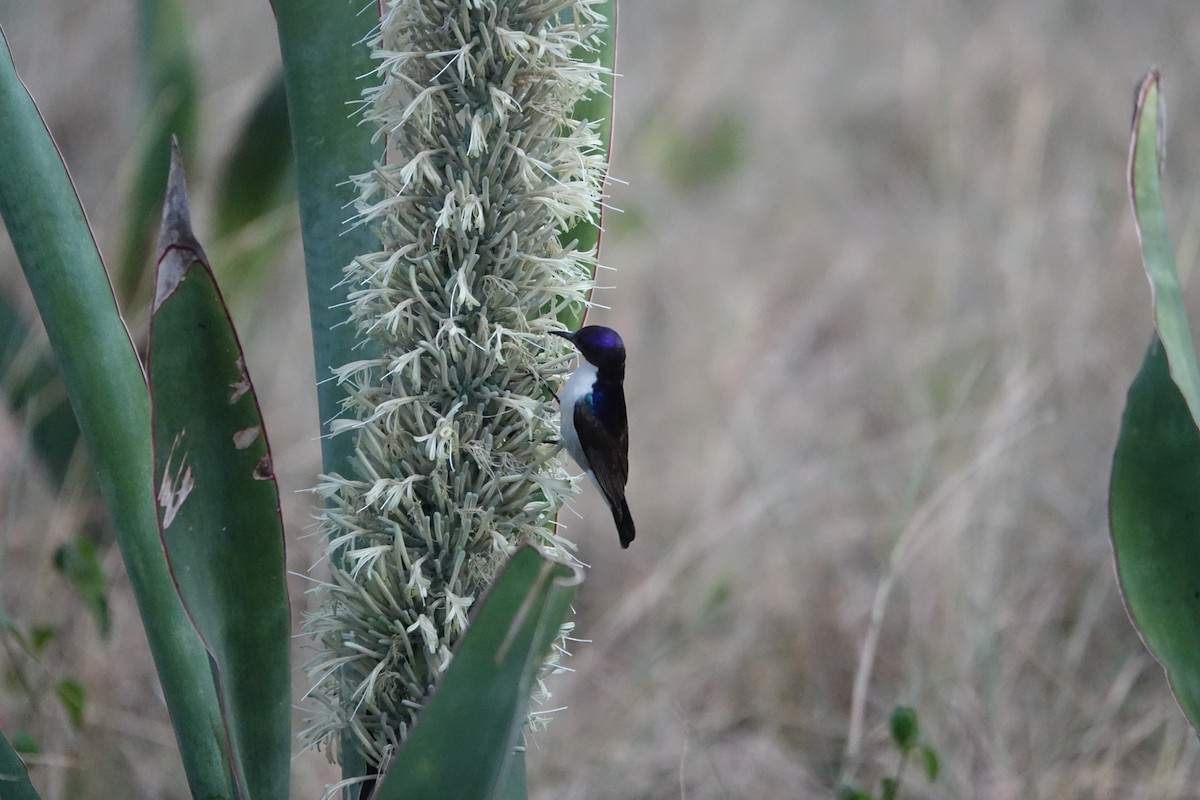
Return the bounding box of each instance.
[303,0,610,776]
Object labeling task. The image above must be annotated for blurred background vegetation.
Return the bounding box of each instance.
[3,0,1200,797]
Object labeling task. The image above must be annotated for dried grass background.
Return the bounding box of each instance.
[3,0,1200,798]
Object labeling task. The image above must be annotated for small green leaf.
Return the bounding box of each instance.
[889,706,919,752]
[149,145,291,800]
[836,783,874,800]
[373,547,581,800]
[55,679,85,730]
[921,745,940,782]
[9,731,38,756]
[53,539,111,639]
[28,626,55,654]
[0,730,41,800]
[880,776,898,800]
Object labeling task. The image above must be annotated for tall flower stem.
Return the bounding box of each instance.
[303,0,610,782]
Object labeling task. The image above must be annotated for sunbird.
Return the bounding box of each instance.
[552,326,635,548]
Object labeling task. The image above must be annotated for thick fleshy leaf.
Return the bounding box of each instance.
[272,0,380,482]
[498,742,529,800]
[0,731,40,800]
[272,3,382,784]
[1112,69,1200,735]
[1111,337,1200,730]
[1127,70,1200,428]
[0,27,231,798]
[149,146,291,800]
[374,547,581,800]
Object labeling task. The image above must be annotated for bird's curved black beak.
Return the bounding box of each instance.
[550,330,576,343]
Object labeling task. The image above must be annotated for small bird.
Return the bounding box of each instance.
[552,325,635,548]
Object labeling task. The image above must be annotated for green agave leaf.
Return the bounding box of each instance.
[1111,337,1200,731]
[1112,68,1200,736]
[272,3,382,785]
[374,547,581,800]
[0,731,40,800]
[272,0,380,482]
[0,27,231,798]
[149,146,291,800]
[1128,70,1200,428]
[498,741,529,800]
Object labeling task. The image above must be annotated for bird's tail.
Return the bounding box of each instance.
[611,497,635,548]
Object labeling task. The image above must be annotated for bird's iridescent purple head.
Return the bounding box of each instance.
[552,325,626,369]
